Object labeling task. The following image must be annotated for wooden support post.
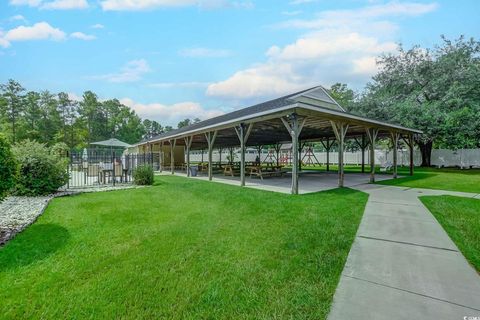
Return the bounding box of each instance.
[409,134,414,176]
[148,143,153,166]
[298,141,307,172]
[353,134,369,173]
[255,145,263,164]
[235,123,253,186]
[326,141,330,171]
[274,143,281,167]
[282,114,306,194]
[361,134,366,173]
[205,131,218,181]
[403,134,415,176]
[331,121,349,187]
[184,136,193,177]
[218,147,223,166]
[320,138,332,171]
[390,131,400,178]
[159,141,164,172]
[365,128,379,183]
[169,139,176,175]
[228,147,235,164]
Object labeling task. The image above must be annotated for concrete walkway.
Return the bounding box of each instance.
[328,184,480,320]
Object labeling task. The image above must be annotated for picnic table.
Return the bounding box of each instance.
[196,162,223,174]
[223,164,240,176]
[248,165,286,180]
[223,163,286,179]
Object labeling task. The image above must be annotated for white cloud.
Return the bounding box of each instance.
[91,23,104,29]
[352,56,378,76]
[10,15,28,22]
[90,59,151,83]
[277,1,438,30]
[67,92,83,101]
[9,0,42,6]
[9,0,89,9]
[207,62,307,100]
[281,10,302,16]
[149,81,211,88]
[70,31,96,40]
[179,47,231,58]
[289,0,318,4]
[119,98,224,125]
[41,0,89,9]
[99,0,252,11]
[0,37,11,49]
[207,1,438,101]
[66,92,223,125]
[0,22,66,47]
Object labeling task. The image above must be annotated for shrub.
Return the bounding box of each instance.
[133,165,154,185]
[51,142,69,159]
[12,140,69,196]
[0,135,17,201]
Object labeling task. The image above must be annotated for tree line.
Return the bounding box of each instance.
[328,36,480,166]
[0,81,200,148]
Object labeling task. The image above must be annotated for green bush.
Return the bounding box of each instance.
[51,142,69,159]
[0,135,17,201]
[12,140,69,196]
[133,165,154,185]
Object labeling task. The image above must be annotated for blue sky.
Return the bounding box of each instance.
[1,0,479,125]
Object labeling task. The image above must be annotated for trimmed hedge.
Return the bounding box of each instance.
[133,165,154,185]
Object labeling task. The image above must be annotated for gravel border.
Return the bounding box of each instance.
[0,185,144,246]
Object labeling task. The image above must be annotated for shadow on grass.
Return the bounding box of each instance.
[301,187,362,197]
[0,224,69,271]
[376,172,438,186]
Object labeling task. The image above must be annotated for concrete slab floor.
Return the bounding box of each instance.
[157,170,395,194]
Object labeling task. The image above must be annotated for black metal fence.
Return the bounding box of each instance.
[67,150,156,188]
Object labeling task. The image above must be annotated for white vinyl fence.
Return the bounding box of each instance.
[188,148,480,168]
[188,149,422,167]
[431,149,480,168]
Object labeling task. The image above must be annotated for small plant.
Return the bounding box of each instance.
[0,135,17,201]
[12,140,69,196]
[133,165,154,185]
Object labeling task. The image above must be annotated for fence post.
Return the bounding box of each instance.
[67,150,71,189]
[112,149,115,187]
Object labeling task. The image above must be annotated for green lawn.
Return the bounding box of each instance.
[377,167,480,193]
[421,195,480,272]
[295,164,480,193]
[0,176,368,319]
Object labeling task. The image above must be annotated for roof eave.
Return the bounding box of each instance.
[137,101,422,146]
[296,102,423,134]
[143,103,299,144]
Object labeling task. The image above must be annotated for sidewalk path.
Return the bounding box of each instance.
[327,184,480,320]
